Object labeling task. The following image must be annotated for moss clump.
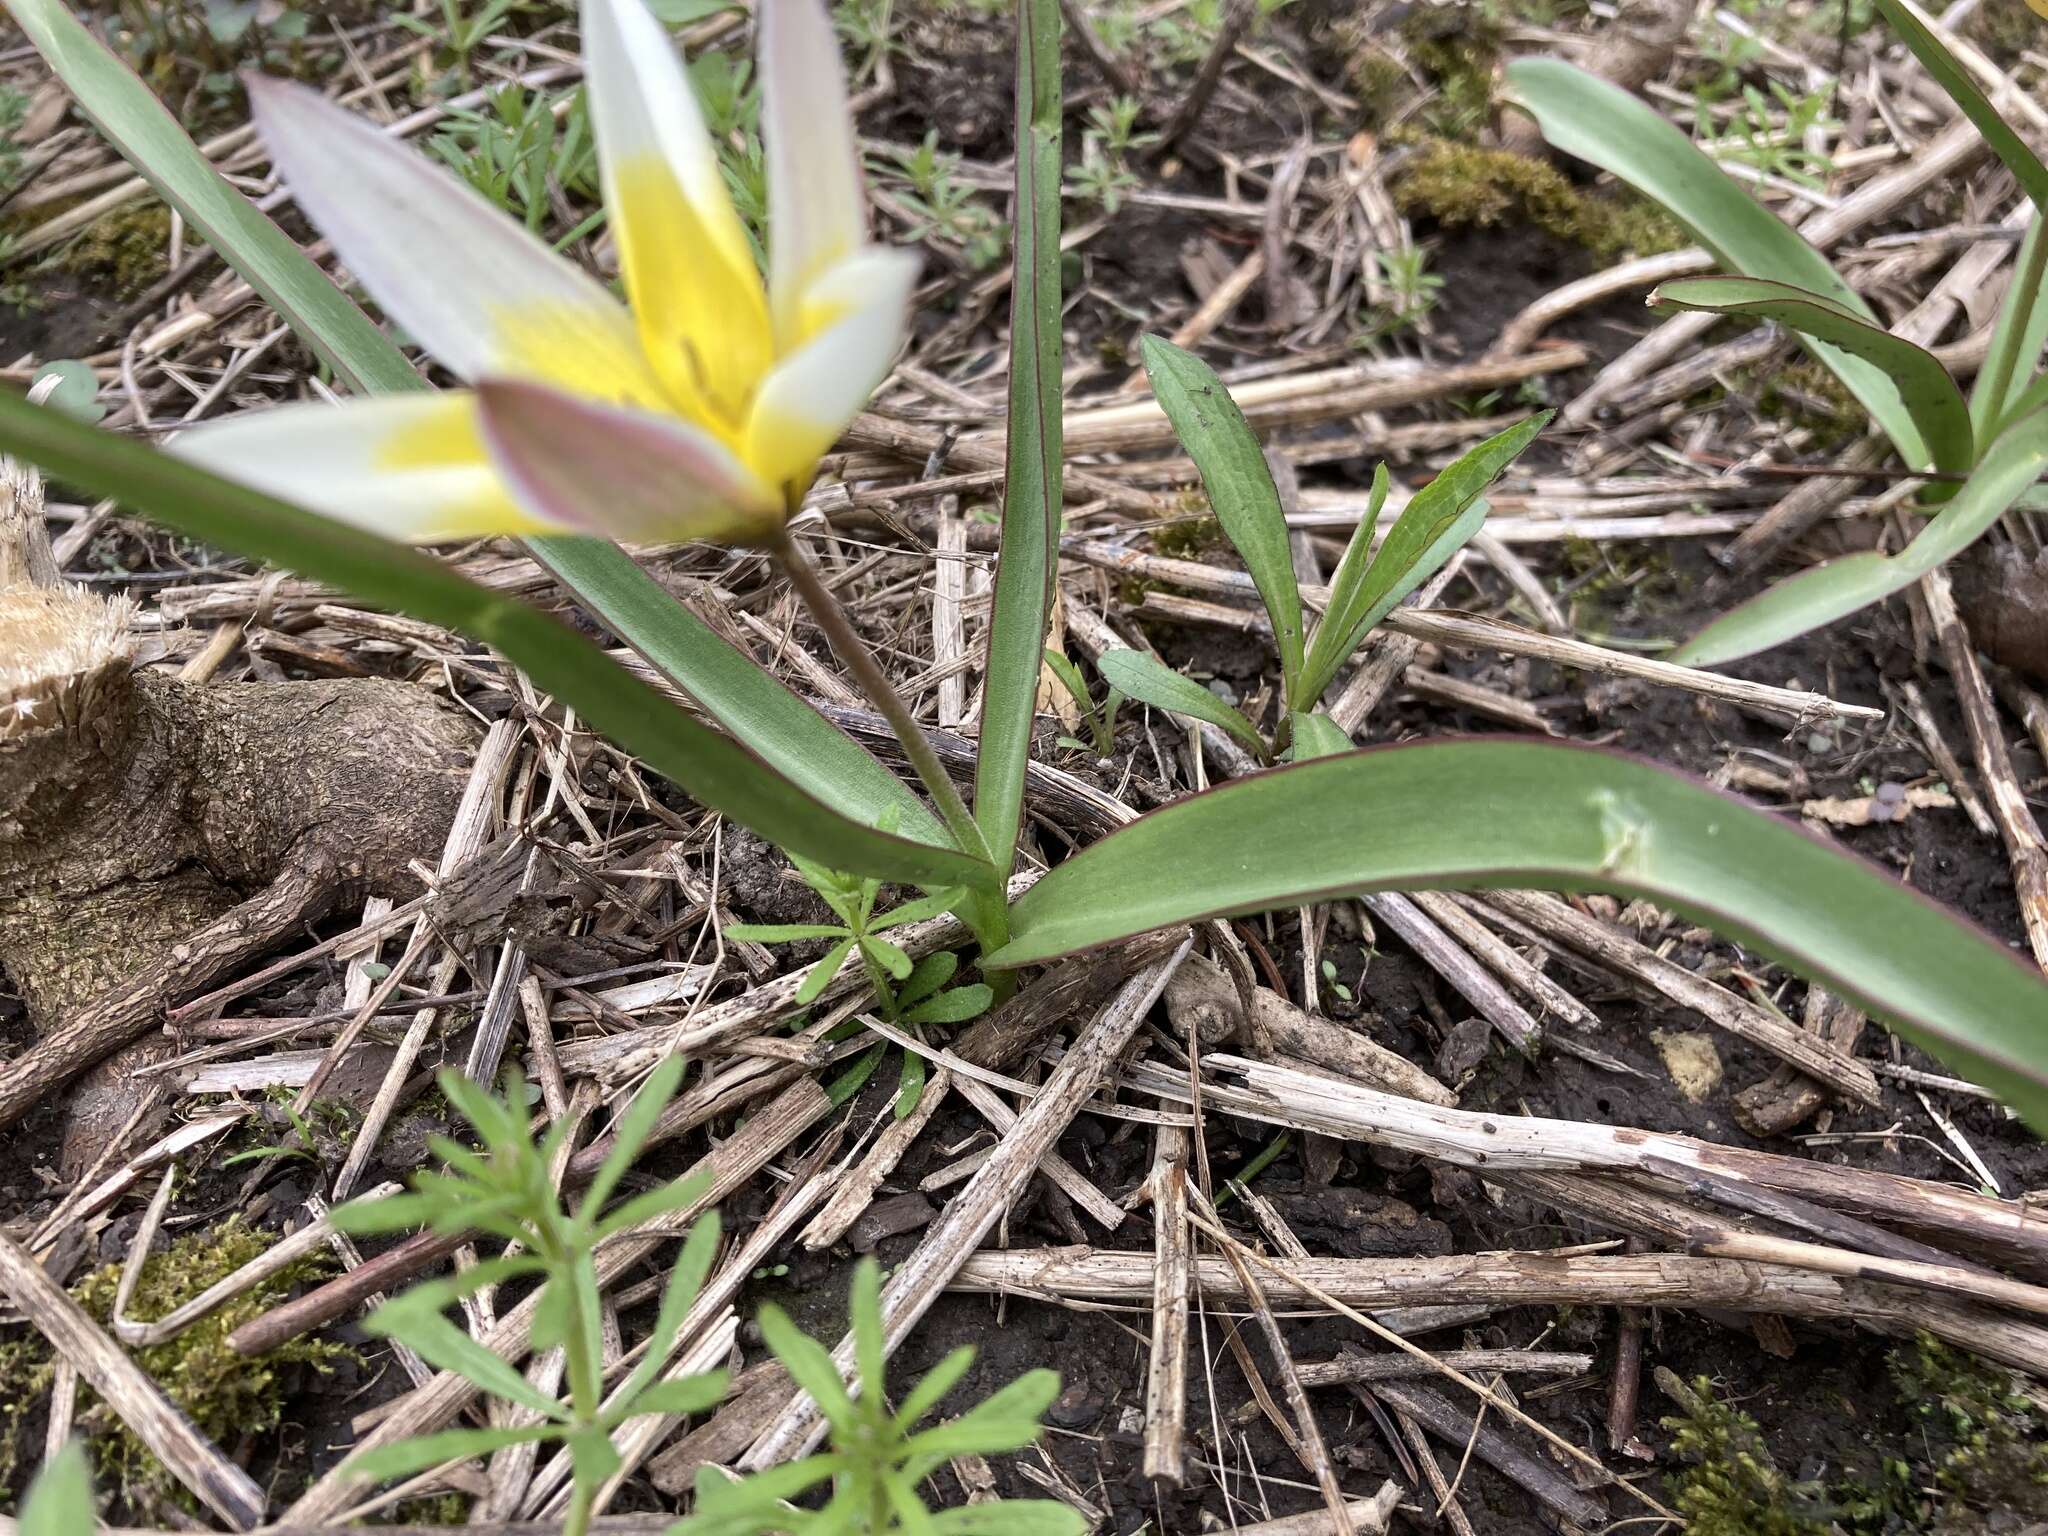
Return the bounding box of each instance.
[50,204,174,298]
[1661,1374,1832,1536]
[0,1217,351,1515]
[1753,357,1862,448]
[1392,138,1685,262]
[1152,514,1227,560]
[1398,2,1507,139]
[1890,1332,2048,1529]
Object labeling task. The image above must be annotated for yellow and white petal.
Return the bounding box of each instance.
[172,394,557,543]
[475,378,782,545]
[580,0,772,430]
[247,77,662,405]
[743,247,917,494]
[761,0,867,350]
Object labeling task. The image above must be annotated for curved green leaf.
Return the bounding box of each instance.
[1505,57,1928,466]
[1299,415,1547,706]
[22,1443,94,1536]
[1674,404,2048,664]
[1142,335,1305,693]
[1097,650,1265,758]
[1873,0,2048,209]
[527,539,948,847]
[0,392,992,890]
[349,1425,559,1483]
[987,739,2048,1131]
[975,0,1065,877]
[1652,275,1972,474]
[932,1504,1087,1536]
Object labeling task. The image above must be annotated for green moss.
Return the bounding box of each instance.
[1152,513,1227,560]
[1889,1332,2048,1528]
[0,1218,352,1515]
[49,204,174,298]
[1398,3,1507,140]
[1391,138,1685,261]
[1660,1374,1832,1536]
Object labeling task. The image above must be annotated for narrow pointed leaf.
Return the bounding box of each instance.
[1300,414,1545,705]
[932,1503,1087,1535]
[616,1210,720,1407]
[893,1344,978,1432]
[798,938,858,1006]
[851,1258,887,1405]
[365,1307,569,1419]
[22,1443,94,1536]
[974,0,1064,876]
[757,1302,859,1434]
[524,539,947,848]
[1873,0,2048,209]
[985,739,2048,1132]
[348,1425,560,1484]
[1651,276,1971,473]
[1674,405,2048,663]
[0,394,992,891]
[1505,57,1928,465]
[579,1053,686,1224]
[592,1167,715,1242]
[1141,335,1305,692]
[1312,461,1392,692]
[901,984,992,1025]
[1097,650,1265,758]
[623,1369,731,1419]
[894,1047,928,1117]
[896,950,958,1008]
[723,922,850,943]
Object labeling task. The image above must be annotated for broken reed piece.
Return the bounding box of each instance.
[1123,1054,2048,1276]
[950,1246,2048,1375]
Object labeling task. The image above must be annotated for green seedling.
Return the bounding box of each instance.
[331,1056,726,1536]
[673,1258,1084,1535]
[1042,647,1123,757]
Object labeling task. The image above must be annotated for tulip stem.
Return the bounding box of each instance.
[773,530,995,868]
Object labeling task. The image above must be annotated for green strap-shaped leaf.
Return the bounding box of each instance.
[1651,276,1973,474]
[9,2,948,856]
[1141,335,1306,694]
[1874,0,2048,210]
[1674,404,2048,664]
[527,538,948,848]
[974,0,1065,878]
[986,739,2048,1132]
[0,393,992,890]
[5,0,422,396]
[1505,57,1929,466]
[1297,415,1547,707]
[1097,650,1266,759]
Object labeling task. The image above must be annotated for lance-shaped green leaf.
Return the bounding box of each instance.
[975,0,1065,877]
[984,739,2048,1131]
[1674,404,2048,664]
[1297,414,1547,707]
[1651,276,1973,475]
[1141,335,1305,694]
[1097,650,1266,759]
[0,392,992,891]
[1505,57,1928,466]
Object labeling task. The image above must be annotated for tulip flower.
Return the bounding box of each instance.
[175,0,917,546]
